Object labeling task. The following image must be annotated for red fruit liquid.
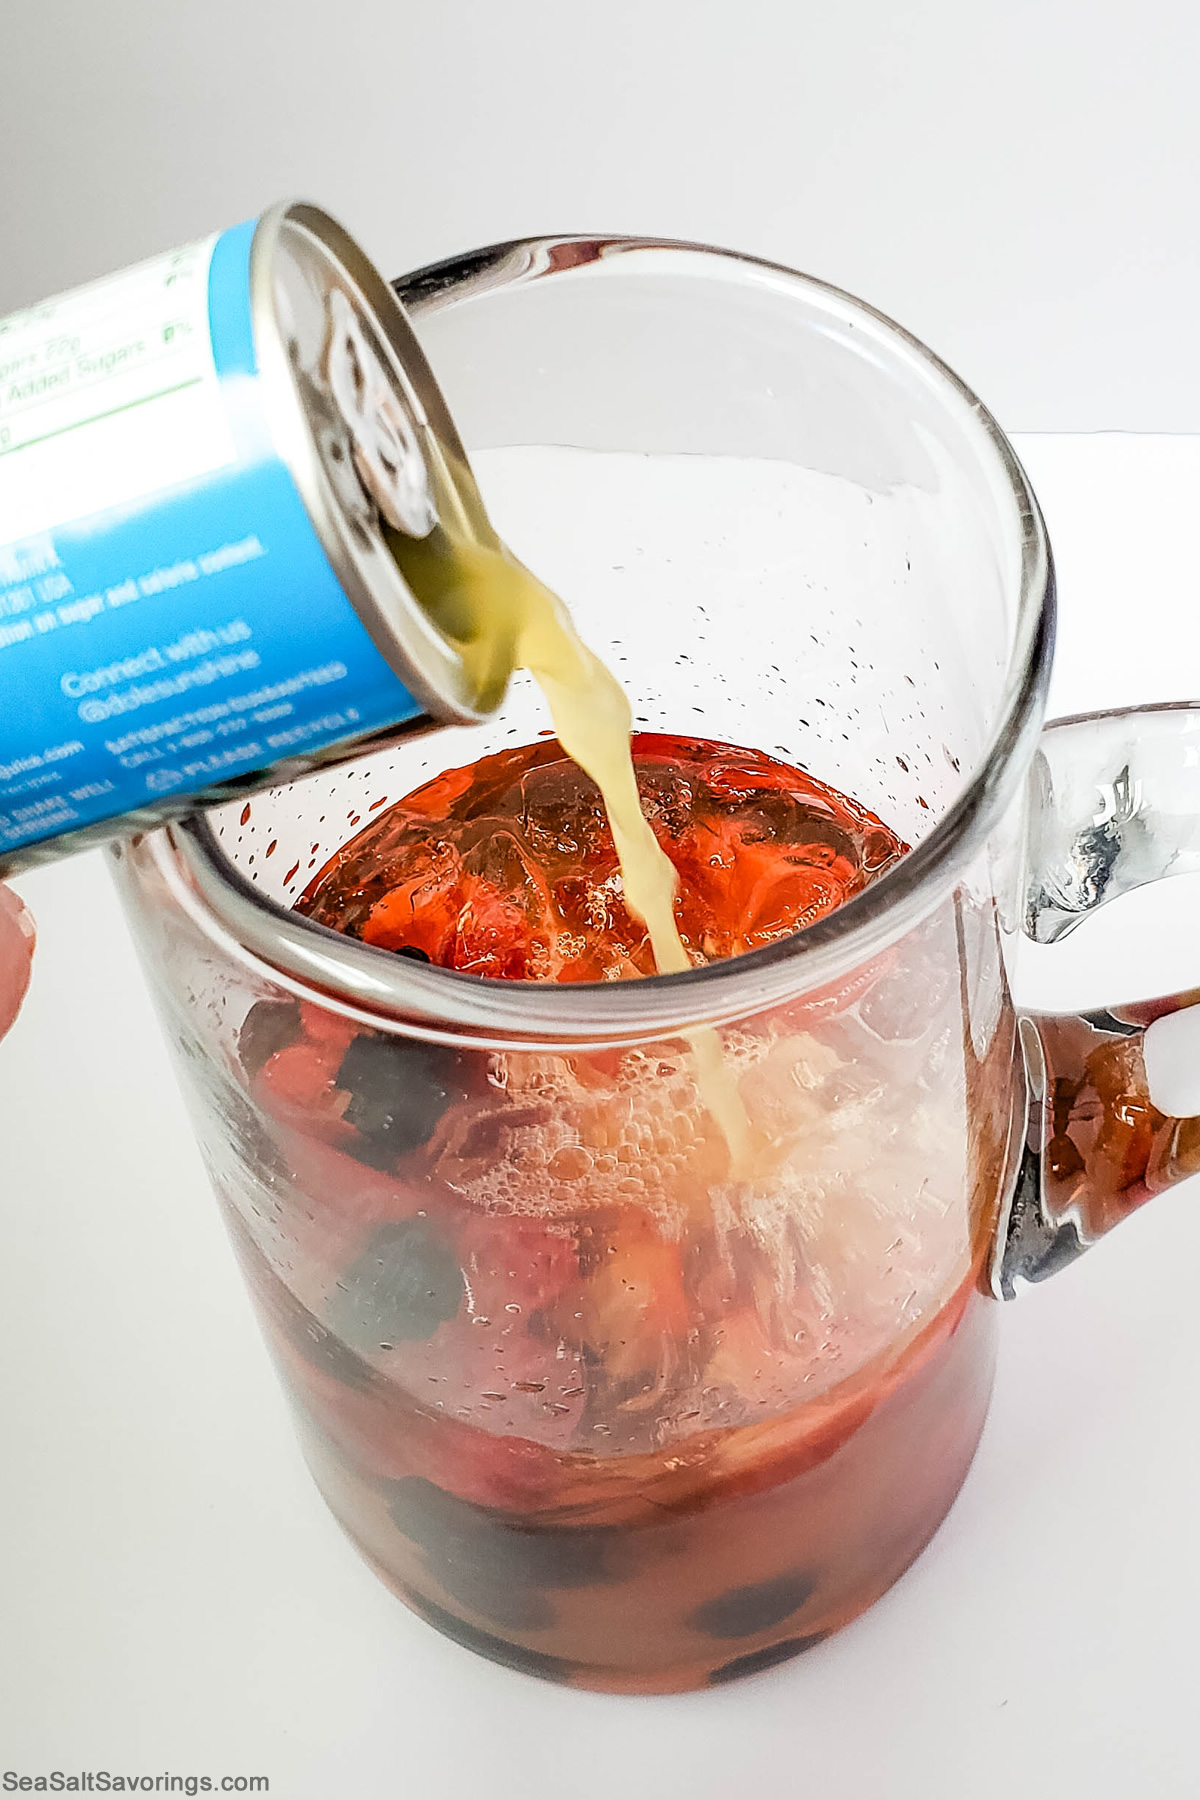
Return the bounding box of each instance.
[297,732,907,979]
[229,734,996,1690]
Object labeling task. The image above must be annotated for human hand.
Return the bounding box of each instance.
[0,884,35,1041]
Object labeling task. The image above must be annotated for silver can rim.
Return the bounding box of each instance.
[250,199,495,727]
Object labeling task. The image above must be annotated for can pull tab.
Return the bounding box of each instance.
[324,288,438,539]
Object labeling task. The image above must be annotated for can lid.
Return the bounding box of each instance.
[249,202,507,725]
[324,285,440,540]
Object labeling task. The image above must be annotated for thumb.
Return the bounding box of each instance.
[0,884,36,1041]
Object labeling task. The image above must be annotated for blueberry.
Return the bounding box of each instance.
[388,1477,619,1591]
[706,1633,828,1684]
[336,1033,465,1164]
[328,1219,464,1351]
[404,1592,582,1684]
[689,1570,817,1639]
[387,1475,488,1552]
[387,1477,620,1631]
[508,1526,619,1591]
[238,998,302,1077]
[414,1541,556,1632]
[444,1575,556,1633]
[387,1481,558,1632]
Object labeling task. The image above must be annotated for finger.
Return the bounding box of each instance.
[0,884,36,1041]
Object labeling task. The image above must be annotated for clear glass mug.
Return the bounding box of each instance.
[111,239,1200,1694]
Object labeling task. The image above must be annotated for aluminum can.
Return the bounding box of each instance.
[0,201,488,873]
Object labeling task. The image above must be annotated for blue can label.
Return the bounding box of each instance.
[0,219,422,856]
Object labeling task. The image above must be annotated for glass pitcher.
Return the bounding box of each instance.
[111,238,1200,1693]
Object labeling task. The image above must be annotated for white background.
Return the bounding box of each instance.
[4,6,1200,1796]
[2,0,1199,430]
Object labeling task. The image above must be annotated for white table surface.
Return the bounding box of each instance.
[3,434,1200,1799]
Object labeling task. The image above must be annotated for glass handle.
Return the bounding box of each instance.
[996,702,1200,1297]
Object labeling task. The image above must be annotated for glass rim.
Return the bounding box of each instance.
[156,233,1055,1048]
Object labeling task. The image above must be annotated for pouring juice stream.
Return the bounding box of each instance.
[384,470,753,1171]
